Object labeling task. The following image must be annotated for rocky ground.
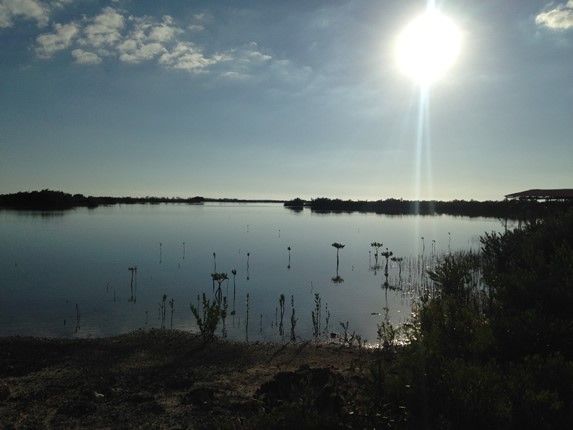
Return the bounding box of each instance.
[0,330,387,429]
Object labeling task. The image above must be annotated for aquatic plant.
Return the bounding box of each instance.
[391,256,404,278]
[371,242,383,266]
[75,303,80,333]
[159,294,167,328]
[331,242,346,283]
[331,242,345,268]
[381,248,394,277]
[128,266,137,303]
[279,294,285,339]
[211,272,228,303]
[231,269,237,315]
[290,295,297,341]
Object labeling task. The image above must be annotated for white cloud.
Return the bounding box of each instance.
[159,41,228,72]
[116,15,180,63]
[118,40,165,63]
[80,6,124,48]
[27,5,305,82]
[71,48,101,64]
[35,22,78,58]
[536,1,573,30]
[0,0,50,28]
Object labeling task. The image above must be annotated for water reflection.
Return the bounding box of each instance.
[0,204,502,342]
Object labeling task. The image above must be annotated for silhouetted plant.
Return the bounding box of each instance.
[169,298,175,329]
[311,293,330,340]
[220,296,228,338]
[377,319,397,350]
[312,293,321,339]
[290,295,297,341]
[391,256,404,285]
[128,266,137,303]
[231,269,237,315]
[211,272,228,303]
[279,294,285,339]
[371,242,383,266]
[75,303,80,333]
[159,294,167,329]
[331,242,345,267]
[331,242,345,283]
[190,293,223,344]
[381,248,393,277]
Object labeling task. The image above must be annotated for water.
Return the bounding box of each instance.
[0,203,504,343]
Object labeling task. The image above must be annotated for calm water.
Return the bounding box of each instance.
[0,204,503,343]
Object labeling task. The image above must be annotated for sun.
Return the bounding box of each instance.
[395,10,461,86]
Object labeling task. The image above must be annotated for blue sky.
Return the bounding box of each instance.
[1,0,572,200]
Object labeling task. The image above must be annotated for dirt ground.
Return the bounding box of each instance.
[0,330,384,429]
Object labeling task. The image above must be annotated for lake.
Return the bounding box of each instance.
[0,203,504,343]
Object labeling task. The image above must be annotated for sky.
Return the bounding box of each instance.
[0,0,572,201]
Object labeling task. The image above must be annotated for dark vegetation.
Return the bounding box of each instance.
[286,196,573,219]
[0,189,281,210]
[3,190,571,219]
[374,208,573,428]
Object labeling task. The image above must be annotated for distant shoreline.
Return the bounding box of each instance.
[1,189,571,219]
[0,190,284,210]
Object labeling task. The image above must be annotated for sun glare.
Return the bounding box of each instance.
[395,10,461,86]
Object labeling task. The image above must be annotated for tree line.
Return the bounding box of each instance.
[285,196,573,219]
